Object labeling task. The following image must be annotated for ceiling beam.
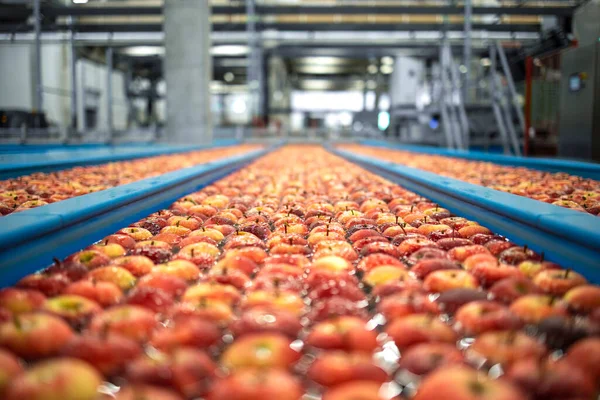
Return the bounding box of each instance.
[0,4,576,18]
[0,22,542,34]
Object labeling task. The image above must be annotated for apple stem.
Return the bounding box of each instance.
[52,257,62,268]
[326,226,330,236]
[104,239,108,246]
[400,223,407,235]
[564,269,571,279]
[13,315,21,330]
[289,237,293,245]
[284,224,288,234]
[523,244,528,253]
[540,252,545,262]
[100,322,110,340]
[191,249,195,258]
[410,205,414,213]
[176,221,180,227]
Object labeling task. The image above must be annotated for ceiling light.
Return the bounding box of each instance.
[380,64,394,74]
[381,56,394,65]
[122,46,164,57]
[459,65,468,74]
[211,45,249,56]
[367,64,378,74]
[480,58,491,67]
[73,0,89,4]
[224,72,235,82]
[367,80,377,90]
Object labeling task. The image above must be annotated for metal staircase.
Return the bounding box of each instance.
[439,42,470,150]
[488,41,525,156]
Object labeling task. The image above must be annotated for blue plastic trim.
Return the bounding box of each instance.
[0,147,269,287]
[330,147,600,283]
[0,139,241,179]
[359,139,600,180]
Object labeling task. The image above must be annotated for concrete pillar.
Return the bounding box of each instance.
[164,0,212,144]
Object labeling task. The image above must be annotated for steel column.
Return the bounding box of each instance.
[106,46,114,143]
[33,0,43,113]
[463,0,472,102]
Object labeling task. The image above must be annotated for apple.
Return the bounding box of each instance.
[435,238,473,251]
[150,316,220,351]
[0,288,45,315]
[136,273,188,298]
[61,331,141,376]
[183,282,241,306]
[467,330,546,366]
[89,305,157,343]
[42,294,101,326]
[312,255,353,273]
[111,255,155,277]
[385,313,457,349]
[398,342,465,375]
[16,272,70,297]
[454,300,522,335]
[448,245,491,262]
[488,277,542,304]
[89,242,126,259]
[230,308,302,338]
[563,285,600,313]
[470,263,525,288]
[413,366,526,400]
[0,313,74,359]
[322,381,386,400]
[242,290,305,316]
[118,227,153,241]
[207,368,303,400]
[0,349,23,395]
[563,337,600,382]
[152,260,201,282]
[357,253,406,272]
[424,270,479,293]
[509,294,568,323]
[66,249,111,270]
[378,290,439,321]
[102,385,183,400]
[306,316,378,353]
[168,300,234,325]
[63,279,123,307]
[87,266,136,291]
[533,269,587,295]
[505,357,597,400]
[103,234,136,250]
[308,351,388,387]
[411,258,459,279]
[220,332,301,371]
[126,286,175,313]
[5,357,102,400]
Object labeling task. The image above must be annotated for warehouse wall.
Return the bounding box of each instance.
[0,43,127,134]
[0,45,34,111]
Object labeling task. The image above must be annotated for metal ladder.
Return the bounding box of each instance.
[489,41,525,156]
[439,42,470,150]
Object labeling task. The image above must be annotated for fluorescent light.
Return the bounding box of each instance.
[224,72,235,82]
[367,64,378,74]
[122,46,164,57]
[480,58,491,67]
[211,45,248,56]
[73,0,88,4]
[381,56,394,65]
[380,64,393,74]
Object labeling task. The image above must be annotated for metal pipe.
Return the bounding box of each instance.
[106,46,114,143]
[463,0,472,102]
[524,56,533,156]
[33,0,43,113]
[69,18,77,140]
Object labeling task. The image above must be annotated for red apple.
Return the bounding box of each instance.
[308,351,388,387]
[413,366,526,400]
[0,313,74,359]
[220,332,302,370]
[6,357,102,400]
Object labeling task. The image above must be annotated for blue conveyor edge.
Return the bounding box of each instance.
[330,146,600,283]
[358,139,600,180]
[0,139,241,179]
[0,146,270,287]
